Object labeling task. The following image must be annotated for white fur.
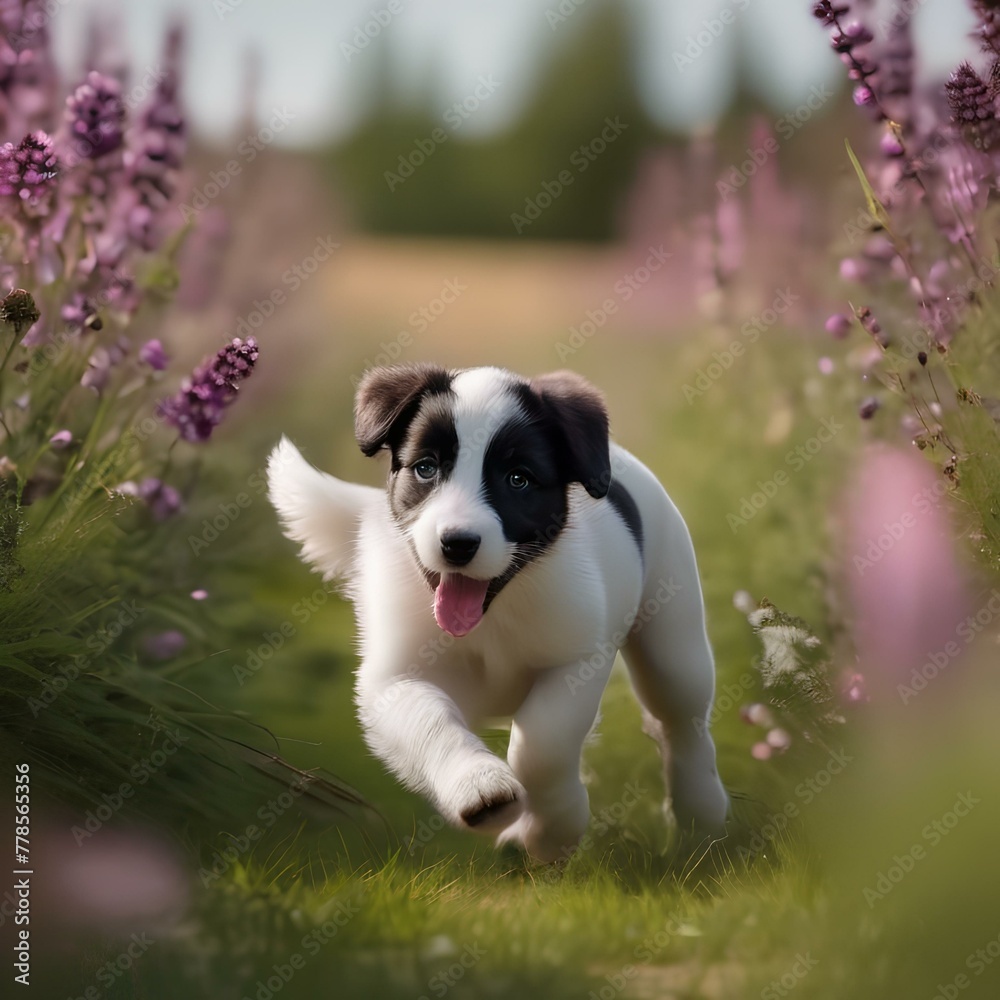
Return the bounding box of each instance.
[267,371,729,861]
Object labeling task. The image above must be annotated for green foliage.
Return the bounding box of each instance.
[330,1,666,241]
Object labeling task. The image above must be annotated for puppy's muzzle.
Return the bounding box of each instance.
[440,531,481,567]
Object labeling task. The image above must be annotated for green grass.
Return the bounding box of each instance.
[38,325,1000,999]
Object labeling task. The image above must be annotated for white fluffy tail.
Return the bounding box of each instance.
[267,436,382,582]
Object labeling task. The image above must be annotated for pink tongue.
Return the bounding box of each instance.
[434,574,490,637]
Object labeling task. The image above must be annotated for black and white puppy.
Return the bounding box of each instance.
[267,364,728,861]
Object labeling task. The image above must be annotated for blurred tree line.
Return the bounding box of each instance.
[328,3,669,241]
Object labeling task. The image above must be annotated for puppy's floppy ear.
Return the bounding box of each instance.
[531,370,611,499]
[354,363,452,457]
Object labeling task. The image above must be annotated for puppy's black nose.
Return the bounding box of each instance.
[441,531,480,567]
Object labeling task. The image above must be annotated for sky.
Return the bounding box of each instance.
[51,0,975,148]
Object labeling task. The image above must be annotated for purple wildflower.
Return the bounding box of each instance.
[859,396,880,419]
[880,130,904,157]
[60,293,101,333]
[159,336,258,442]
[137,477,182,521]
[839,257,870,283]
[946,62,1000,151]
[65,71,125,159]
[880,18,914,124]
[49,429,72,449]
[972,0,1000,56]
[121,29,186,251]
[143,629,187,661]
[0,131,58,208]
[81,337,128,393]
[815,2,885,121]
[825,313,852,338]
[116,477,183,520]
[190,589,208,601]
[139,339,168,371]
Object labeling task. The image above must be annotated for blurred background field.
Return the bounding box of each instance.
[5,0,1000,998]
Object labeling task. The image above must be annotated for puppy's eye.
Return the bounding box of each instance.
[413,458,438,481]
[507,470,531,490]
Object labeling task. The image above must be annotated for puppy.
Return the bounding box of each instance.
[267,364,728,861]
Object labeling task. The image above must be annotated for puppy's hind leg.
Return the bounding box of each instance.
[622,530,729,837]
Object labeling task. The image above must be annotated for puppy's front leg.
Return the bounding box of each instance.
[356,675,524,833]
[499,661,610,862]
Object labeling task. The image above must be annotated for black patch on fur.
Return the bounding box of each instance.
[482,416,567,549]
[476,384,575,609]
[606,479,643,554]
[387,398,458,527]
[355,363,453,457]
[528,371,611,498]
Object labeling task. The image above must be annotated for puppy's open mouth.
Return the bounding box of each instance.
[433,573,490,637]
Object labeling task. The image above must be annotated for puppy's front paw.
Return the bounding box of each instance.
[443,761,525,834]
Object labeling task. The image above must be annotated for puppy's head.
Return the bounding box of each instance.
[355,364,610,637]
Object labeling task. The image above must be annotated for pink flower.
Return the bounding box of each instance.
[846,445,968,691]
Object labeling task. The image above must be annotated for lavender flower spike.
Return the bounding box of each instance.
[65,71,125,159]
[139,339,168,371]
[0,131,58,210]
[972,0,1000,56]
[159,336,258,442]
[946,62,1000,151]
